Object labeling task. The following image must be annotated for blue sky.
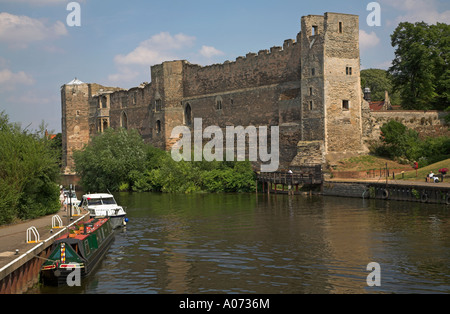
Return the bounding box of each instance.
[0,0,449,133]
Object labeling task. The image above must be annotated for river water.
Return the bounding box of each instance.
[35,192,449,294]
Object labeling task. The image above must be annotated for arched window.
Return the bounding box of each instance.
[121,111,128,129]
[103,119,108,131]
[185,103,192,126]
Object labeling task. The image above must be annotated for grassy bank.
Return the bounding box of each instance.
[330,154,450,183]
[396,159,450,182]
[331,155,412,172]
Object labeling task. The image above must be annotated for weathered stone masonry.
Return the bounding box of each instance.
[60,12,392,174]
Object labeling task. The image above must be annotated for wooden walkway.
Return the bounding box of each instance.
[257,165,323,194]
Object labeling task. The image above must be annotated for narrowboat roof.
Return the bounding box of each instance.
[56,218,110,241]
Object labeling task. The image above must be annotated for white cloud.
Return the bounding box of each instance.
[359,30,380,50]
[0,12,68,48]
[108,32,227,86]
[114,32,196,66]
[376,60,393,70]
[0,68,34,91]
[107,67,140,84]
[382,0,450,24]
[199,46,225,58]
[108,32,196,86]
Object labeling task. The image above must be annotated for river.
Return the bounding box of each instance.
[35,192,449,294]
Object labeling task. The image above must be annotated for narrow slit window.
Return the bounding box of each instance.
[309,87,313,96]
[216,99,222,110]
[342,100,350,110]
[155,99,162,112]
[339,22,343,33]
[309,101,313,111]
[346,67,352,75]
[311,68,315,76]
[156,120,161,134]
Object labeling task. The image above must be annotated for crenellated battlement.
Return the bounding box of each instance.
[181,35,302,97]
[182,35,300,72]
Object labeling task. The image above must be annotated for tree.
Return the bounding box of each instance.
[0,112,60,224]
[73,128,148,192]
[389,22,449,110]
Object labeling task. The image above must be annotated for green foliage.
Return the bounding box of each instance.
[372,119,450,165]
[0,111,60,225]
[73,128,256,194]
[378,120,419,159]
[389,21,450,110]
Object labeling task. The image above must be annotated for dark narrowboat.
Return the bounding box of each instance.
[40,217,115,286]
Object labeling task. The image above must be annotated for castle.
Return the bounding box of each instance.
[60,12,449,175]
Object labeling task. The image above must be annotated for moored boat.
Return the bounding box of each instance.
[80,193,127,229]
[63,188,80,208]
[40,217,115,286]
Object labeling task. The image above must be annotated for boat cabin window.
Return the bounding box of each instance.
[86,196,117,205]
[87,198,103,206]
[101,197,116,205]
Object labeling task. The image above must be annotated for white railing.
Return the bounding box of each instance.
[26,227,40,244]
[52,215,64,229]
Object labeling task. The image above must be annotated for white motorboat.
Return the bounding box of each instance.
[63,189,80,207]
[80,193,127,229]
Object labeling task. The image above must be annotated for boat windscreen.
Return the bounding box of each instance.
[101,197,116,205]
[87,197,116,205]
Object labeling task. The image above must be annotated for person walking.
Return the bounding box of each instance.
[59,189,64,207]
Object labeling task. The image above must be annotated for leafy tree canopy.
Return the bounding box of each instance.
[0,111,60,225]
[389,21,449,111]
[73,128,256,194]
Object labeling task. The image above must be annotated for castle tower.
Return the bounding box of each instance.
[61,79,121,174]
[61,78,91,174]
[150,61,186,151]
[297,13,363,165]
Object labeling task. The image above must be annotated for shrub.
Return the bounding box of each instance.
[373,120,450,164]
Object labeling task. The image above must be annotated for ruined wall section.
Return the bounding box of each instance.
[366,110,450,141]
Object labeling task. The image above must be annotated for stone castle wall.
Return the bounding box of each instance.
[60,12,387,174]
[365,110,450,141]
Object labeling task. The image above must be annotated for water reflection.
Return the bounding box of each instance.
[35,193,450,294]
